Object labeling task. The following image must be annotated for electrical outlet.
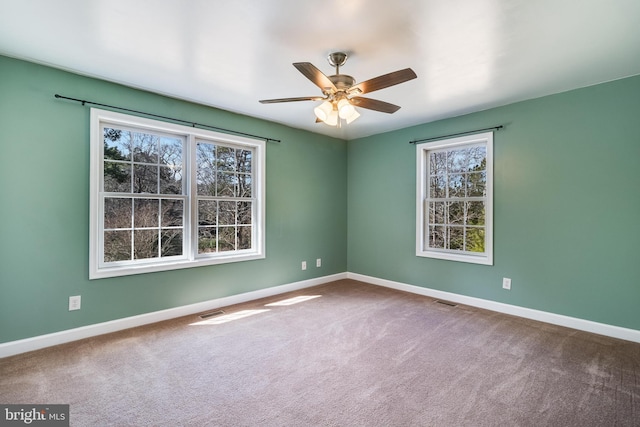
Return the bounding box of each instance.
[316,258,322,268]
[69,295,81,311]
[502,278,512,290]
[301,261,307,270]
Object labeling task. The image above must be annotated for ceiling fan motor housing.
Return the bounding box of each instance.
[329,74,356,91]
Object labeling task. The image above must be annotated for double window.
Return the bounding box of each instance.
[416,132,493,265]
[90,109,265,279]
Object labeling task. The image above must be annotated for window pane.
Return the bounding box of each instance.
[161,230,183,257]
[238,226,251,250]
[429,175,445,198]
[159,137,182,167]
[428,226,445,249]
[237,202,252,225]
[467,201,485,226]
[104,230,131,261]
[218,227,236,251]
[134,199,159,228]
[237,149,252,172]
[133,164,158,193]
[159,165,182,194]
[448,173,465,197]
[198,228,217,254]
[104,198,132,229]
[161,199,183,227]
[104,162,131,192]
[430,152,446,176]
[466,228,485,253]
[238,174,252,197]
[218,201,236,225]
[216,172,236,197]
[196,143,216,196]
[104,128,131,161]
[448,201,465,225]
[132,132,158,163]
[467,146,486,171]
[217,147,235,172]
[466,172,486,197]
[198,200,217,226]
[134,230,159,259]
[448,227,465,250]
[428,201,445,225]
[447,148,469,173]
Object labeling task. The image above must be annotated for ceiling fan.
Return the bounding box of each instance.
[259,52,417,127]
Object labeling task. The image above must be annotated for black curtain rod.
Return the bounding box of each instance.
[409,125,504,144]
[54,94,281,143]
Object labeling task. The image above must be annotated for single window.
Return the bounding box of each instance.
[90,109,265,279]
[416,132,493,265]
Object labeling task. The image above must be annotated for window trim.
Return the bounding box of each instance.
[415,131,493,265]
[89,108,265,279]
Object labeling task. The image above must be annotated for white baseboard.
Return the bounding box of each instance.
[348,272,640,344]
[3,271,638,358]
[0,273,347,358]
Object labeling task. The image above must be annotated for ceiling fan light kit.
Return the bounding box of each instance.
[259,52,417,127]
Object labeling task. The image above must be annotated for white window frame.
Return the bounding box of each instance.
[416,132,493,265]
[90,108,265,279]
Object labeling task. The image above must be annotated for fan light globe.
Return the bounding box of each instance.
[337,99,355,119]
[346,109,361,124]
[314,101,333,122]
[325,109,339,126]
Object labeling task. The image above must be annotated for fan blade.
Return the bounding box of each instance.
[293,62,337,93]
[349,68,417,95]
[350,97,401,114]
[259,96,325,104]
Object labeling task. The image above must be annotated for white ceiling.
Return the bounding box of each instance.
[2,0,640,140]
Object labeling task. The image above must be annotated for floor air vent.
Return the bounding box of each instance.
[199,310,225,319]
[434,300,457,307]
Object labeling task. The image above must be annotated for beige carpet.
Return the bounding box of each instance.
[1,280,639,426]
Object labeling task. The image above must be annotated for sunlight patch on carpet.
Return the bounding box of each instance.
[265,295,322,306]
[190,309,270,325]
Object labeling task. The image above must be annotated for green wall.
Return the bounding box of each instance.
[0,56,347,343]
[2,53,639,344]
[348,75,640,330]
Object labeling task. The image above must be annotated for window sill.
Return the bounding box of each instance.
[416,250,492,266]
[90,252,265,280]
